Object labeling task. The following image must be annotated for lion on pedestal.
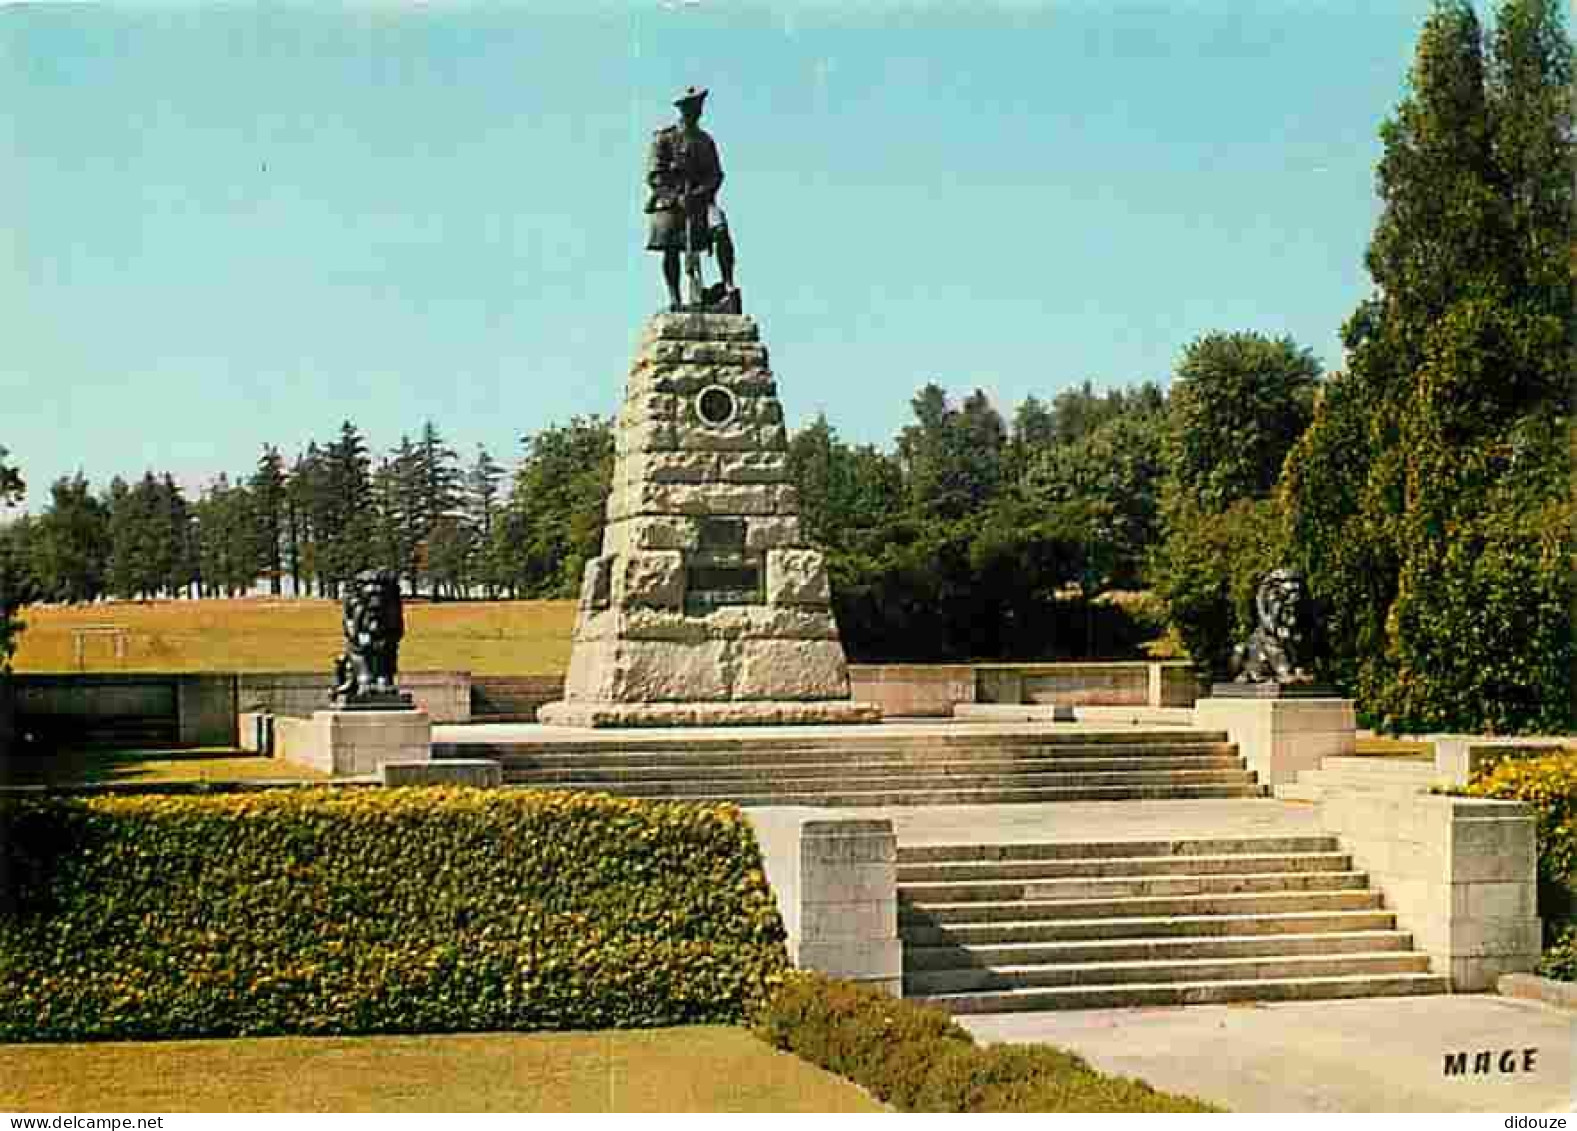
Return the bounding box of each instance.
[331,569,408,707]
[1231,568,1320,686]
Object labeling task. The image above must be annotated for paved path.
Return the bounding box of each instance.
[961,994,1574,1113]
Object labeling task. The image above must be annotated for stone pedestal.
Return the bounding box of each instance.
[745,810,901,995]
[278,708,433,777]
[539,312,878,728]
[1193,695,1355,789]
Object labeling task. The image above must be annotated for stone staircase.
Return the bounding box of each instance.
[899,835,1448,1012]
[440,728,1264,806]
[1274,756,1442,803]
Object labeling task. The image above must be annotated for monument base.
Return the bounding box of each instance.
[1193,696,1355,789]
[1209,682,1340,700]
[275,707,433,776]
[537,699,882,729]
[332,691,416,711]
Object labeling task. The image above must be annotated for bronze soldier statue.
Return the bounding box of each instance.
[645,86,740,312]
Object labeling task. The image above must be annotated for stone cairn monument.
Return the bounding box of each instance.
[539,88,878,728]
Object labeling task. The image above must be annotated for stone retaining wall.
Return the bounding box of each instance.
[1319,790,1541,991]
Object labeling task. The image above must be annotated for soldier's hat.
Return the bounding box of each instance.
[673,85,708,109]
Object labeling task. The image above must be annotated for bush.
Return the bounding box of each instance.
[754,971,1219,1112]
[1151,495,1287,680]
[1464,747,1577,973]
[0,788,788,1041]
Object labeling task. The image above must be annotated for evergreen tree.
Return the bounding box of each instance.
[322,422,375,595]
[1282,0,1573,731]
[464,445,505,597]
[249,446,288,595]
[0,447,26,671]
[29,474,110,603]
[412,422,462,597]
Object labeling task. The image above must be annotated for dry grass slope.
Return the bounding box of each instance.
[10,598,579,676]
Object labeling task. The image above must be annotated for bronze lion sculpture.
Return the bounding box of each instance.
[1231,568,1319,685]
[331,569,406,705]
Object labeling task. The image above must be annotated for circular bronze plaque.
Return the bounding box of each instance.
[696,385,737,427]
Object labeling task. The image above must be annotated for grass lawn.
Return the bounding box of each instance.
[1352,736,1435,759]
[0,746,326,787]
[0,1027,883,1113]
[10,598,578,676]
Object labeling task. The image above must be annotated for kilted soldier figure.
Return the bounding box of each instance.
[645,86,740,312]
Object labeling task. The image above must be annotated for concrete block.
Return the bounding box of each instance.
[1448,816,1538,883]
[801,900,896,941]
[1452,882,1537,922]
[796,938,904,983]
[802,861,896,904]
[1449,917,1544,958]
[1451,953,1539,994]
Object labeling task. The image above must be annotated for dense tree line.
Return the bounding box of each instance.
[0,0,1564,735]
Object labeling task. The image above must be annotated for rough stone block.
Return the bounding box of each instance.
[602,639,732,702]
[746,516,803,551]
[613,551,685,609]
[578,556,613,612]
[735,639,851,700]
[767,548,832,606]
[641,311,760,343]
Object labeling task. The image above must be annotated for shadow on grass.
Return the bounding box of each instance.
[0,745,299,787]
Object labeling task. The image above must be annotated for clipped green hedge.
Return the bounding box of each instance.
[754,971,1220,1113]
[0,787,789,1041]
[1464,747,1577,978]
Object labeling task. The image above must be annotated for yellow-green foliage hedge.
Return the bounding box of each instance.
[0,788,788,1041]
[1465,747,1577,979]
[754,971,1219,1112]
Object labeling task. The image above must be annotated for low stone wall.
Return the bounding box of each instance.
[973,662,1201,709]
[471,675,565,721]
[239,672,470,723]
[846,665,974,718]
[1433,735,1571,786]
[11,674,235,747]
[745,808,901,995]
[1319,790,1541,991]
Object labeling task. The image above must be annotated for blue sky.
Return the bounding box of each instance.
[4,1,1447,512]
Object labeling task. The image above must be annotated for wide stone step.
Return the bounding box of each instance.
[479,740,1242,771]
[897,836,1339,864]
[903,929,1416,970]
[905,950,1433,995]
[911,972,1448,1014]
[439,729,1235,760]
[519,768,1257,796]
[897,852,1352,883]
[504,753,1244,782]
[900,908,1399,946]
[541,783,1264,806]
[900,889,1383,925]
[899,870,1369,904]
